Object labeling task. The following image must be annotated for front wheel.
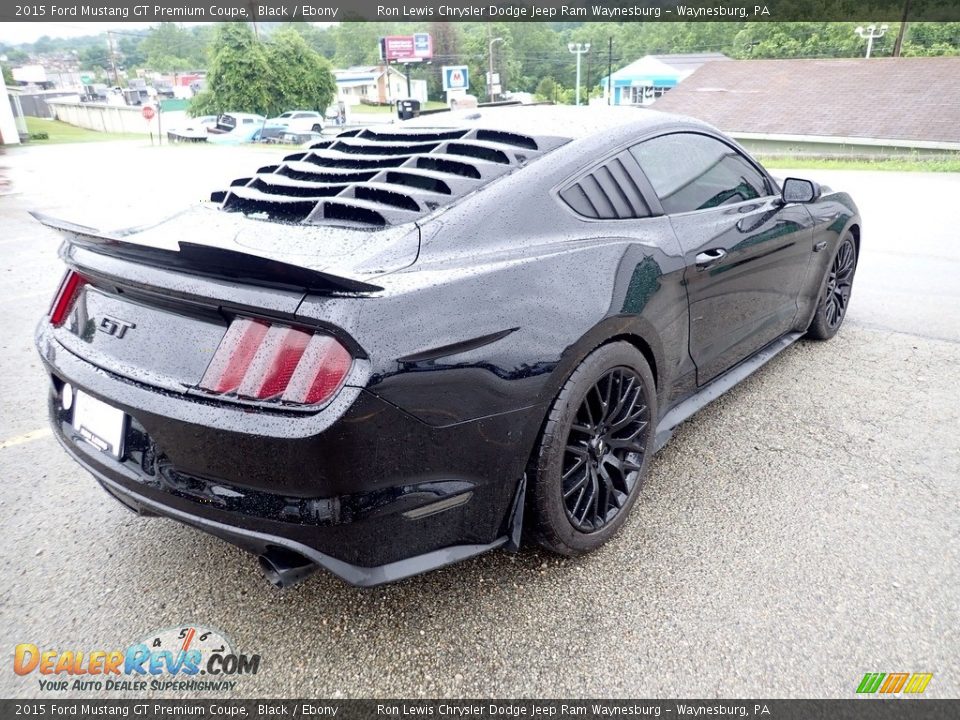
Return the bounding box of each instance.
[530,342,657,556]
[312,124,323,133]
[807,233,858,340]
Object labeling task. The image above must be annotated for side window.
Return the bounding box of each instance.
[630,133,771,214]
[559,150,652,220]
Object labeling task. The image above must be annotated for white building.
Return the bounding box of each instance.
[1,84,22,145]
[599,53,730,107]
[334,65,428,106]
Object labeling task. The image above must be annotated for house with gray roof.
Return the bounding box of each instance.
[652,57,960,155]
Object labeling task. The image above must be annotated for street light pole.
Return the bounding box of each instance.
[488,37,503,102]
[855,24,889,58]
[567,42,590,106]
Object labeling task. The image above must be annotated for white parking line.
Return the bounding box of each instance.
[0,428,52,450]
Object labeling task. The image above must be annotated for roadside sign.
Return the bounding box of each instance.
[443,66,469,91]
[381,34,433,62]
[141,105,155,121]
[413,33,431,57]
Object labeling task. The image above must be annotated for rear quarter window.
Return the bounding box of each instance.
[630,133,771,214]
[559,150,652,220]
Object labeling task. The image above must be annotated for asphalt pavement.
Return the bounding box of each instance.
[0,140,957,699]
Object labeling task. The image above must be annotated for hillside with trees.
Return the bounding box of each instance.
[2,20,958,107]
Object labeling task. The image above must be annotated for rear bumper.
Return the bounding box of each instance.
[60,433,515,586]
[37,324,538,585]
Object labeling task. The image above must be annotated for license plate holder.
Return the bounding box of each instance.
[72,390,126,459]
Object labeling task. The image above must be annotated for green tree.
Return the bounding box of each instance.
[190,23,271,116]
[2,64,14,85]
[79,44,111,72]
[282,22,337,60]
[117,35,147,69]
[265,27,336,116]
[535,76,557,101]
[332,23,391,67]
[141,23,208,71]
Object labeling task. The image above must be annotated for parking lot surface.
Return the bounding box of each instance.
[0,141,957,698]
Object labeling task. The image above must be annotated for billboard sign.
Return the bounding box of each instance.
[443,66,469,91]
[381,34,433,62]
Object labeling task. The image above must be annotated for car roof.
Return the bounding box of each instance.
[400,104,710,140]
[211,105,720,229]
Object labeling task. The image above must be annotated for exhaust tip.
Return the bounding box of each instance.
[258,547,317,589]
[258,554,284,588]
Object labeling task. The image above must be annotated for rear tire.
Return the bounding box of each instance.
[530,342,657,556]
[312,124,323,133]
[807,233,858,341]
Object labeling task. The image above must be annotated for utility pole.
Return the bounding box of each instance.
[488,37,503,102]
[248,1,260,41]
[585,47,592,105]
[567,42,590,106]
[893,0,911,57]
[607,37,613,105]
[106,31,120,87]
[855,24,889,58]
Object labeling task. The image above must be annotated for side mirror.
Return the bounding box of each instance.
[781,177,821,204]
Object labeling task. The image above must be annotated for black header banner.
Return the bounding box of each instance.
[1,700,959,720]
[2,0,960,23]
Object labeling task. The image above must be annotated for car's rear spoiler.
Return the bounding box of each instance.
[32,212,383,294]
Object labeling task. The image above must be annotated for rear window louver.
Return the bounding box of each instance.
[415,156,481,179]
[560,151,651,220]
[476,129,539,150]
[213,126,567,227]
[276,164,378,184]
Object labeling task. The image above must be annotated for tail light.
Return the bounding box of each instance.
[200,317,352,407]
[49,270,87,327]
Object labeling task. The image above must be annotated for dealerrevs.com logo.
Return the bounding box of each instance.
[14,625,260,692]
[856,672,933,695]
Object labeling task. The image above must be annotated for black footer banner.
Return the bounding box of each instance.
[3,1,960,24]
[1,700,958,720]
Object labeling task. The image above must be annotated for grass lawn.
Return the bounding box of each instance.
[351,101,448,114]
[24,117,144,144]
[759,155,960,172]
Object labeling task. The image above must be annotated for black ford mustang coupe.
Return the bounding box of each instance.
[35,106,861,587]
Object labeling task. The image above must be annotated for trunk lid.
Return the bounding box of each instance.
[39,207,417,393]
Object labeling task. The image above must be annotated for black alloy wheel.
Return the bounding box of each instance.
[824,238,856,329]
[530,342,657,556]
[562,368,649,532]
[808,233,858,341]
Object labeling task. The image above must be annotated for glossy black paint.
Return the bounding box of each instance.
[35,107,861,586]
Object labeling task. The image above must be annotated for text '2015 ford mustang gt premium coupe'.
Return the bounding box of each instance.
[35,106,861,588]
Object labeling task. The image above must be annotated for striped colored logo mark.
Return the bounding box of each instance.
[857,672,933,694]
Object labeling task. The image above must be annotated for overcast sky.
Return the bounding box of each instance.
[0,22,160,44]
[0,21,339,45]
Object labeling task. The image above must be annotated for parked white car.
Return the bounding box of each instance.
[266,111,325,134]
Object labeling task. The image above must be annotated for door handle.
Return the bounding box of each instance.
[814,240,828,252]
[695,248,728,270]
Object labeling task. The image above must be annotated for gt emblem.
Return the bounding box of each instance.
[97,315,136,338]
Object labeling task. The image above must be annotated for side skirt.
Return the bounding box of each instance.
[654,331,803,451]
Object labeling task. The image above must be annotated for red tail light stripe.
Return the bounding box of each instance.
[282,335,353,405]
[237,326,311,401]
[199,317,353,407]
[199,318,269,394]
[49,270,87,327]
